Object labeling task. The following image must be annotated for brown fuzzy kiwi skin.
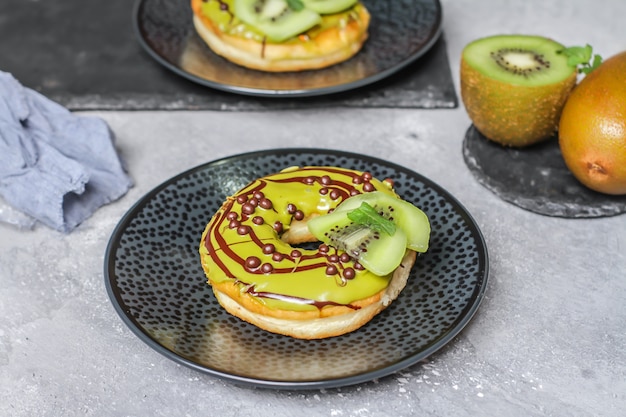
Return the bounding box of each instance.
[461,58,577,147]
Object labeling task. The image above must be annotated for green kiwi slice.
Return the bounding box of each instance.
[333,192,431,253]
[307,209,408,276]
[460,34,577,146]
[301,0,358,14]
[234,0,321,42]
[307,192,430,275]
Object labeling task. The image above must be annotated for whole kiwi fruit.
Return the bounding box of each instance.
[461,34,577,147]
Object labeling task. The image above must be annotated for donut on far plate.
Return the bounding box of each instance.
[190,0,371,72]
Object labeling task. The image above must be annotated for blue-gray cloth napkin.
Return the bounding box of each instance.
[0,71,132,233]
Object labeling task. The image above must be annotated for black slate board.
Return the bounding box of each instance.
[0,0,457,111]
[463,125,626,218]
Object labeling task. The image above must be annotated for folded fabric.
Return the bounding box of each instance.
[0,71,133,233]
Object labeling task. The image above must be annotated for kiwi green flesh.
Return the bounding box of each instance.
[234,0,321,42]
[302,0,358,14]
[334,192,430,253]
[307,210,408,276]
[462,35,575,87]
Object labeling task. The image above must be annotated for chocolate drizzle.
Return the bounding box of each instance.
[245,286,361,311]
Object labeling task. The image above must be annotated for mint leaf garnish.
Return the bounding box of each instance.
[558,44,603,74]
[286,0,304,11]
[584,53,604,74]
[347,202,396,236]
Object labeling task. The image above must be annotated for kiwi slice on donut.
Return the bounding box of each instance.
[333,191,430,253]
[460,34,577,147]
[234,0,321,42]
[301,0,358,14]
[307,208,408,276]
[307,192,430,276]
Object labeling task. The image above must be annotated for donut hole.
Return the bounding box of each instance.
[289,241,320,251]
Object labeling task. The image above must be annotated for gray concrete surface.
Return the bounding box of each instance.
[1,0,625,416]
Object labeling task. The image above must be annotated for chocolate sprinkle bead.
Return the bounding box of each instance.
[261,263,273,274]
[343,268,356,280]
[319,187,329,195]
[363,182,375,192]
[236,195,247,204]
[294,210,304,221]
[340,253,351,263]
[319,244,329,253]
[245,256,261,269]
[273,221,283,233]
[226,211,238,220]
[287,204,296,214]
[253,191,264,200]
[252,216,264,225]
[237,225,250,235]
[328,254,339,263]
[262,243,275,254]
[291,250,302,258]
[272,252,284,262]
[259,198,272,210]
[326,265,338,275]
[242,203,255,215]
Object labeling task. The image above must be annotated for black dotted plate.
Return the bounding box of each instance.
[133,0,442,97]
[104,149,489,389]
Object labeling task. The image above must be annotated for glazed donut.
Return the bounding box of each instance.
[199,166,420,339]
[190,0,371,72]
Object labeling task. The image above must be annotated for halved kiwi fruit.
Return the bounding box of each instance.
[460,34,577,147]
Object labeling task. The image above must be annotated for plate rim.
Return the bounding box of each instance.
[131,0,443,98]
[104,148,489,390]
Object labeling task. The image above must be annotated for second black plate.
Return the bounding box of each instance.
[133,0,442,97]
[463,125,626,218]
